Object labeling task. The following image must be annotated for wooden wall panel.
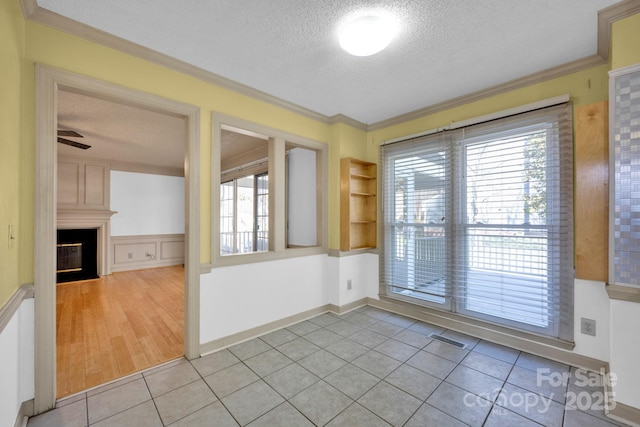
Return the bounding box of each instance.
[575,101,609,281]
[57,156,110,211]
[57,161,80,205]
[84,163,107,206]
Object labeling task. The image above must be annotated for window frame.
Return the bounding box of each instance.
[211,113,328,267]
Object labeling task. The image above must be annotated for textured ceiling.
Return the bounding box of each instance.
[57,90,186,169]
[38,0,618,125]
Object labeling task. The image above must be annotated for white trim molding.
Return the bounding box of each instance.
[0,284,34,335]
[366,298,608,373]
[14,400,33,427]
[109,160,184,177]
[606,283,640,303]
[607,399,640,427]
[211,112,329,268]
[57,209,116,276]
[597,0,640,62]
[199,299,368,356]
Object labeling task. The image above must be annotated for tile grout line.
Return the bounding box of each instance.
[140,372,163,426]
[187,355,244,426]
[32,307,617,427]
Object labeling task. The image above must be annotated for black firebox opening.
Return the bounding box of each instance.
[57,228,98,283]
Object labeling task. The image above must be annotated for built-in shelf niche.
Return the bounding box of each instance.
[340,157,377,251]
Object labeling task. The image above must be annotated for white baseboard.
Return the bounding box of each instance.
[607,399,640,427]
[196,297,640,426]
[367,297,607,373]
[199,298,368,356]
[14,400,33,427]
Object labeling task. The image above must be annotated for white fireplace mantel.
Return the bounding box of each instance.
[57,209,117,276]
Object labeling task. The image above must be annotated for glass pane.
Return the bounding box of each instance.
[236,175,255,253]
[220,181,234,254]
[464,227,549,327]
[256,173,269,251]
[465,132,547,226]
[286,146,318,248]
[462,129,551,328]
[390,150,448,304]
[219,127,269,256]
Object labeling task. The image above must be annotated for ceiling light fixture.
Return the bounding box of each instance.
[339,14,398,57]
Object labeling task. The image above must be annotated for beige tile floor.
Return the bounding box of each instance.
[27,306,624,426]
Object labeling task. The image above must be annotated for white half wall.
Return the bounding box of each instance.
[200,255,329,344]
[0,298,34,427]
[110,171,184,236]
[328,252,380,308]
[609,299,640,409]
[572,279,611,362]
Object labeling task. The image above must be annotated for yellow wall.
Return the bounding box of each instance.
[611,13,640,70]
[328,123,368,247]
[15,16,338,279]
[3,4,638,307]
[0,0,26,306]
[368,64,609,146]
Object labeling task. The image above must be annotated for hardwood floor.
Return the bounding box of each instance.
[56,265,184,398]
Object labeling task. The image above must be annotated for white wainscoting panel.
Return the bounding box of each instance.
[111,234,184,272]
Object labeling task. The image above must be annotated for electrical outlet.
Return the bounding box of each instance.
[581,317,596,336]
[347,279,352,290]
[128,253,133,259]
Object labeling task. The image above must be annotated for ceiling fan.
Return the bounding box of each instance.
[57,129,91,150]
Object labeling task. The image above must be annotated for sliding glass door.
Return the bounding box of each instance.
[380,103,573,340]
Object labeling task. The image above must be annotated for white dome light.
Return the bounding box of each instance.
[339,15,398,57]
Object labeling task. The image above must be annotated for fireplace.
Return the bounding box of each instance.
[57,228,99,283]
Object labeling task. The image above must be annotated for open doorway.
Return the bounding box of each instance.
[54,87,189,397]
[34,65,200,414]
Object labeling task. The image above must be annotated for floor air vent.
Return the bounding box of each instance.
[428,333,467,349]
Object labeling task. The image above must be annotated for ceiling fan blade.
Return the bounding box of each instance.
[57,137,91,150]
[57,130,84,138]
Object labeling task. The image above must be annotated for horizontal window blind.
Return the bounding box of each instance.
[380,103,574,340]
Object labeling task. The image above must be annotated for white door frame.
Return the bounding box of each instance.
[34,65,200,414]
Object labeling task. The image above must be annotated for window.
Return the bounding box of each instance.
[212,114,328,266]
[220,173,268,255]
[381,102,574,340]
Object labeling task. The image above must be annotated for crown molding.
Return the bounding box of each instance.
[368,55,606,131]
[110,160,184,177]
[21,0,639,133]
[21,0,333,125]
[597,0,640,62]
[369,0,639,130]
[329,114,368,131]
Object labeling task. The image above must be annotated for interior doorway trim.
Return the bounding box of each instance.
[34,64,200,414]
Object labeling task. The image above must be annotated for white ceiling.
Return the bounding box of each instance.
[57,89,187,169]
[38,0,618,125]
[45,1,620,169]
